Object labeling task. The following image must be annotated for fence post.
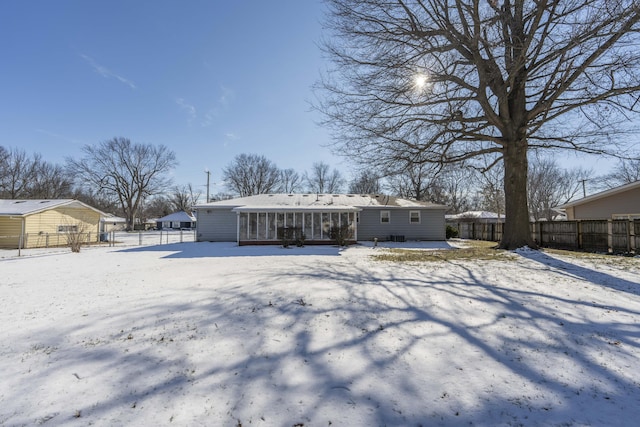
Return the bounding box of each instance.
[607,219,613,253]
[577,221,582,250]
[631,220,636,253]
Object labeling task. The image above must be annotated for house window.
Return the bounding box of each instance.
[380,210,390,224]
[409,210,421,224]
[58,225,78,233]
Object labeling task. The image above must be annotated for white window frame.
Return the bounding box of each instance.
[409,210,421,224]
[380,210,390,224]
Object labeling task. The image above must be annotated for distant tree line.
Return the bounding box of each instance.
[2,139,637,229]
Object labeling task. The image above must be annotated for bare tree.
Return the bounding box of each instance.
[141,196,172,220]
[349,170,381,194]
[430,164,477,213]
[279,168,303,193]
[66,137,177,230]
[317,0,640,249]
[385,161,442,201]
[169,183,202,213]
[0,148,39,199]
[71,188,120,216]
[304,161,345,193]
[477,162,506,217]
[0,146,7,177]
[527,157,592,220]
[28,161,73,199]
[222,153,281,196]
[601,159,640,188]
[0,147,73,199]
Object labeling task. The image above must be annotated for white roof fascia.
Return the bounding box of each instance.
[558,180,640,208]
[232,206,362,213]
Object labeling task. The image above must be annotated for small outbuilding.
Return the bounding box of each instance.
[0,199,104,249]
[100,214,127,233]
[558,181,640,220]
[193,193,447,245]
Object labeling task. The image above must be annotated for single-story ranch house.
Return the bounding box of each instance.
[558,180,640,220]
[156,211,196,230]
[0,199,104,249]
[193,193,447,245]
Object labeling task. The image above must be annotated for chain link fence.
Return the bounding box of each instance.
[0,229,197,258]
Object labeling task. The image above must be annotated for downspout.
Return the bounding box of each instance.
[19,217,25,256]
[354,209,359,242]
[236,212,240,245]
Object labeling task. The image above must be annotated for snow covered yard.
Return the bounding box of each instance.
[1,241,639,426]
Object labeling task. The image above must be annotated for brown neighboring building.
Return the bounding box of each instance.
[558,181,640,220]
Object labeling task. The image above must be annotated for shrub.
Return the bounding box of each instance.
[446,225,459,239]
[64,223,88,253]
[329,224,352,247]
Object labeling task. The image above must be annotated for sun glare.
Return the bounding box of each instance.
[414,74,428,89]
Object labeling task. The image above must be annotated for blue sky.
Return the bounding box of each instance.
[0,0,343,194]
[0,1,619,198]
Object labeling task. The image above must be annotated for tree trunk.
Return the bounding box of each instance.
[500,140,537,250]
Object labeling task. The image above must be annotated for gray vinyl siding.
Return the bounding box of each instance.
[196,208,238,242]
[357,208,446,241]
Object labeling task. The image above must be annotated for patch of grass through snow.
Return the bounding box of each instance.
[371,240,514,263]
[543,248,640,269]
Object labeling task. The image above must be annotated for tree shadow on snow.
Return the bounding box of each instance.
[3,249,640,426]
[116,241,344,258]
[517,249,640,296]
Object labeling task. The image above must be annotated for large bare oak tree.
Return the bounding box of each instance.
[316,0,640,248]
[67,137,177,230]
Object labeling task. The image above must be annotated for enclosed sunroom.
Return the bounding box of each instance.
[234,207,359,244]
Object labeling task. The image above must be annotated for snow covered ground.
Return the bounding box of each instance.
[1,241,639,426]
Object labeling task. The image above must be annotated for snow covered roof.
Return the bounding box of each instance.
[194,194,446,211]
[446,210,504,220]
[0,199,105,217]
[156,211,196,222]
[100,214,127,223]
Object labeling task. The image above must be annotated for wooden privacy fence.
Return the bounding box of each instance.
[448,219,639,254]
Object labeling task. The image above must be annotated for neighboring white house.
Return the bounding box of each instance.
[193,193,447,245]
[156,211,197,230]
[446,210,505,223]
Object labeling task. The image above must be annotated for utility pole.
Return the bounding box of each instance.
[205,169,211,203]
[579,179,587,198]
